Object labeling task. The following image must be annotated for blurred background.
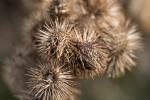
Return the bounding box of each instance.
[0,0,150,100]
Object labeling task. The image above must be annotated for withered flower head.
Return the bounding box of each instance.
[27,60,78,100]
[70,28,109,78]
[104,20,142,78]
[34,19,74,60]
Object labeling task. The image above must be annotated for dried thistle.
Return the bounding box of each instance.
[70,28,109,78]
[27,60,79,100]
[33,19,74,60]
[103,20,142,78]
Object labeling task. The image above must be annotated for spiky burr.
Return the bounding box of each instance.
[70,28,109,78]
[103,20,142,78]
[33,19,75,60]
[27,60,79,100]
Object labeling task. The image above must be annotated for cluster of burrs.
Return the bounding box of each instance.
[2,0,141,100]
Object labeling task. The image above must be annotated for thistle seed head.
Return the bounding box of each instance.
[70,28,109,78]
[33,19,75,60]
[27,60,79,100]
[103,20,142,78]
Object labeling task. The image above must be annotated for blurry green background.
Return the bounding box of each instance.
[1,0,150,100]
